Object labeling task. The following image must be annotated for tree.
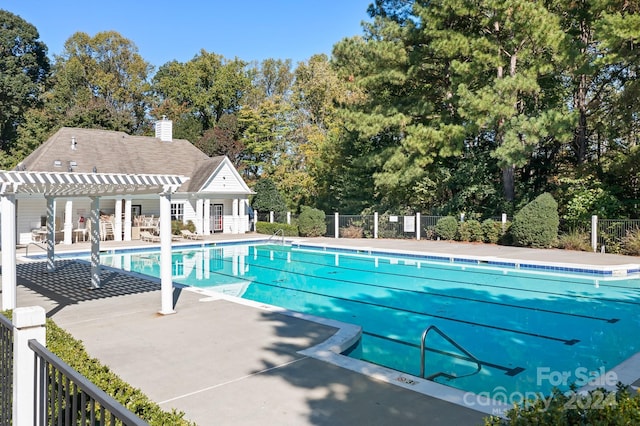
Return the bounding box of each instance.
[152,51,250,135]
[49,31,152,134]
[238,59,295,185]
[195,113,245,166]
[427,0,569,201]
[0,10,49,156]
[251,178,287,215]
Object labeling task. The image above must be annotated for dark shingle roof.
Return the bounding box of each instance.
[18,127,225,193]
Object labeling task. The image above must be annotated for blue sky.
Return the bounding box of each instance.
[4,0,372,68]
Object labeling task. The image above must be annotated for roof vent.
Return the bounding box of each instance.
[155,116,173,142]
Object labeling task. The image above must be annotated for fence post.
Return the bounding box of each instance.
[13,306,46,424]
[334,212,339,238]
[374,212,378,239]
[269,211,274,223]
[286,212,291,225]
[416,213,421,241]
[592,215,598,252]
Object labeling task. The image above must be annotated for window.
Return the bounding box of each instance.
[170,203,184,221]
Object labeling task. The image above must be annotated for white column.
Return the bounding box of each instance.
[269,211,274,223]
[334,212,339,239]
[374,212,379,239]
[124,198,132,241]
[287,211,291,225]
[114,198,123,241]
[592,215,598,252]
[203,200,211,234]
[239,199,247,233]
[63,199,73,245]
[159,192,175,315]
[90,197,101,288]
[416,212,421,241]
[196,198,204,235]
[13,306,46,425]
[501,213,507,233]
[45,196,56,272]
[232,198,239,234]
[1,194,17,311]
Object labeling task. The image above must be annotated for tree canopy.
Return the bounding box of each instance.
[3,3,640,219]
[0,9,49,167]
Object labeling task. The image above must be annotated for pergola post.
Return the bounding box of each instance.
[90,196,101,289]
[124,197,132,241]
[63,199,73,244]
[114,198,123,241]
[1,193,17,310]
[159,191,175,315]
[45,196,55,272]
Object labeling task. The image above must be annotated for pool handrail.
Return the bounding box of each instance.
[420,324,482,380]
[268,228,286,245]
[25,241,66,262]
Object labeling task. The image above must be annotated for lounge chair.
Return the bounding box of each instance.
[140,231,160,243]
[180,229,203,240]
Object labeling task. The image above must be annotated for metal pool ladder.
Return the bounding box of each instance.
[420,325,482,381]
[268,228,286,245]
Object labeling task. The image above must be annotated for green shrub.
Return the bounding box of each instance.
[255,221,299,236]
[482,219,501,244]
[458,219,483,242]
[484,385,640,426]
[41,318,194,425]
[171,219,195,235]
[297,206,327,237]
[340,225,364,238]
[510,193,559,248]
[622,228,640,256]
[557,230,592,251]
[435,216,458,240]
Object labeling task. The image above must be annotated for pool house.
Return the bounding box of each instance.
[10,118,253,245]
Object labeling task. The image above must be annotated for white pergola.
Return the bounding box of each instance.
[0,170,189,314]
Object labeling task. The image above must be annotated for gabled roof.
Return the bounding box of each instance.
[17,127,251,195]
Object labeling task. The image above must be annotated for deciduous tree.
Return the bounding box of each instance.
[0,10,49,161]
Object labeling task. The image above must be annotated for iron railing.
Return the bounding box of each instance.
[28,340,148,426]
[336,215,375,238]
[597,219,640,251]
[0,314,13,426]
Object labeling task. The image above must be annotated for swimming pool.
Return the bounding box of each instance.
[92,242,640,398]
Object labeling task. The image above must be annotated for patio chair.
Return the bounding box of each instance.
[73,217,89,243]
[180,229,203,240]
[140,231,160,243]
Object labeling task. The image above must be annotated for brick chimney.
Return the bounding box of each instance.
[155,116,173,142]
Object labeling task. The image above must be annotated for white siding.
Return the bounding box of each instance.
[201,162,246,193]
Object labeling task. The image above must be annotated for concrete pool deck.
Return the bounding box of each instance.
[3,234,640,425]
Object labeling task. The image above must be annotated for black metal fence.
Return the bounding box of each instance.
[336,215,375,238]
[0,314,13,426]
[597,219,640,252]
[28,339,148,426]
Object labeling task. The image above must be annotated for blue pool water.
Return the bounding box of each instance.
[91,242,640,397]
